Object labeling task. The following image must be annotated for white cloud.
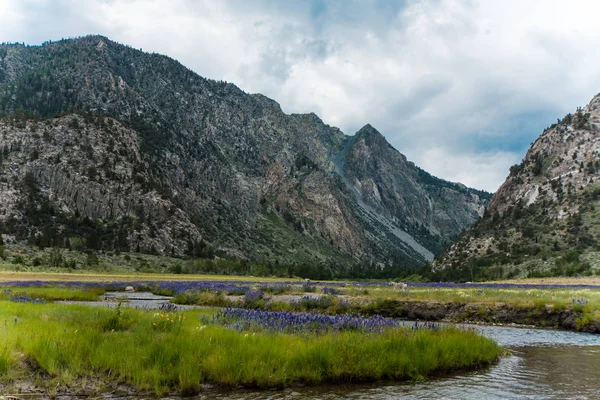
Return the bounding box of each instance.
[415,147,522,193]
[3,0,600,191]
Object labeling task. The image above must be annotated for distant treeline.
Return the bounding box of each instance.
[169,257,432,281]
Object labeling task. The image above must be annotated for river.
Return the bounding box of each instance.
[62,293,600,399]
[189,324,600,399]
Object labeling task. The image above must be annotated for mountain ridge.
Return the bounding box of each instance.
[433,93,600,280]
[0,35,490,274]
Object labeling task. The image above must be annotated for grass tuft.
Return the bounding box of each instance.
[0,301,500,395]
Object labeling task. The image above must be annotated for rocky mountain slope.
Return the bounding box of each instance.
[434,94,600,280]
[0,35,489,273]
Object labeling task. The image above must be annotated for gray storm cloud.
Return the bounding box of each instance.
[2,0,600,191]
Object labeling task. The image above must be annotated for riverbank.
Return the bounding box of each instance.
[2,273,599,333]
[0,301,500,397]
[182,295,600,334]
[359,299,600,333]
[3,276,600,398]
[162,281,600,334]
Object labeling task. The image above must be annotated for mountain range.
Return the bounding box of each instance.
[0,35,490,274]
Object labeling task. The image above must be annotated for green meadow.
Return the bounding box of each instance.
[0,300,501,396]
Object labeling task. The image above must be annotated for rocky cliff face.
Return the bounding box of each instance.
[0,36,490,271]
[434,94,600,280]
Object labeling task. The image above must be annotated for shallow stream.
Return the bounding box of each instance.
[196,325,600,399]
[62,292,600,399]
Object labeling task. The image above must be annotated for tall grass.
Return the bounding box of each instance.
[0,286,105,301]
[0,302,500,395]
[369,286,600,311]
[0,345,12,376]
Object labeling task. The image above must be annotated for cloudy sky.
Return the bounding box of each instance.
[2,0,600,191]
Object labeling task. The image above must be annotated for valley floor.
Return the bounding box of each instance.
[0,292,499,397]
[1,269,599,397]
[494,276,600,285]
[1,270,599,333]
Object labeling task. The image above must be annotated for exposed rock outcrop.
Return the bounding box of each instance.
[434,94,600,279]
[0,36,490,271]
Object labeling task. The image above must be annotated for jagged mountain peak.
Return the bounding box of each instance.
[354,123,386,141]
[434,92,600,280]
[0,36,490,275]
[356,123,377,134]
[489,92,600,214]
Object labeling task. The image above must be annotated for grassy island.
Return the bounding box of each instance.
[0,296,500,396]
[0,270,598,397]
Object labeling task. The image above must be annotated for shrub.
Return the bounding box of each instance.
[169,263,183,274]
[102,302,132,332]
[301,283,317,293]
[244,290,265,308]
[296,295,334,310]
